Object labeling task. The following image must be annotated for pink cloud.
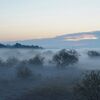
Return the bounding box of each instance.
[64,34,98,41]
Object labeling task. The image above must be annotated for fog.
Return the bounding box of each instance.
[0,48,100,100]
[0,48,100,69]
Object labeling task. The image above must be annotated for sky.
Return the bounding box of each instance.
[0,0,100,41]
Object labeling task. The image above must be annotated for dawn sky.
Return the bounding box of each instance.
[0,0,100,41]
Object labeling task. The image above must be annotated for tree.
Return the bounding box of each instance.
[6,57,19,67]
[28,55,44,67]
[53,49,79,68]
[74,71,100,100]
[87,51,100,58]
[17,66,32,79]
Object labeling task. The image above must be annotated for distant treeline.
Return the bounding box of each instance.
[0,43,43,49]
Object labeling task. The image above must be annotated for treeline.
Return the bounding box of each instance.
[0,43,43,49]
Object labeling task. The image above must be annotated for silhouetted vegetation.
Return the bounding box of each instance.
[0,49,79,69]
[17,66,32,79]
[6,57,19,67]
[74,71,100,100]
[0,43,43,49]
[0,43,6,48]
[53,49,79,68]
[28,55,44,67]
[0,49,100,100]
[87,50,100,57]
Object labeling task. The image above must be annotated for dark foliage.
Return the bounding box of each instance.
[0,43,43,49]
[74,71,100,100]
[28,55,44,67]
[87,50,100,57]
[0,43,6,48]
[17,66,32,79]
[5,57,19,67]
[53,49,79,68]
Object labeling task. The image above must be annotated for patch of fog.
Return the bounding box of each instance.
[76,49,100,70]
[0,48,100,100]
[0,49,42,61]
[0,48,100,70]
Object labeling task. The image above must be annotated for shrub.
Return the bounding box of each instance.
[87,50,100,57]
[53,49,79,68]
[6,57,19,67]
[28,55,44,67]
[74,71,100,100]
[17,66,32,79]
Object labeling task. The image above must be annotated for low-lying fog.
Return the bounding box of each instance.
[0,48,100,70]
[0,48,100,100]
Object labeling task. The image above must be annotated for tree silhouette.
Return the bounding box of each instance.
[28,55,44,67]
[87,51,100,57]
[53,49,79,68]
[74,71,100,100]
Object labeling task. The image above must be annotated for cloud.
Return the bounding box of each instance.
[64,34,98,41]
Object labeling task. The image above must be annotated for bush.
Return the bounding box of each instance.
[87,50,100,57]
[53,49,79,68]
[28,55,44,67]
[6,57,19,67]
[17,66,32,79]
[74,71,100,100]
